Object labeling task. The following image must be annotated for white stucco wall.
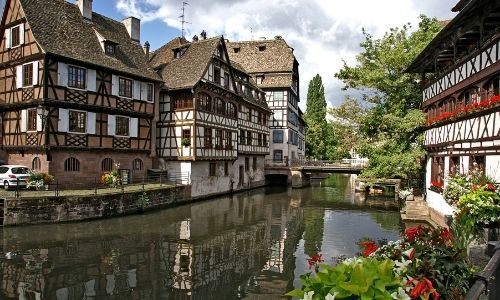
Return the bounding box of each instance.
[486,155,500,182]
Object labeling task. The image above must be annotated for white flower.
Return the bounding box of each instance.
[325,292,338,300]
[391,287,411,300]
[302,291,314,300]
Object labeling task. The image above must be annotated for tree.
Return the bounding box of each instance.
[332,15,443,179]
[305,74,335,159]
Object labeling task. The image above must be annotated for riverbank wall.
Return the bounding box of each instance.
[2,185,190,226]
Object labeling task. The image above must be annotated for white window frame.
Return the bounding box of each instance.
[68,109,87,134]
[67,65,87,90]
[16,62,38,88]
[6,23,24,49]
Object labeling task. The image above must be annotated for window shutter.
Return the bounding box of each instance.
[58,108,69,132]
[36,113,43,131]
[20,109,27,132]
[130,118,138,137]
[57,62,68,86]
[5,28,11,48]
[111,75,119,96]
[133,80,140,100]
[16,65,22,88]
[87,69,96,92]
[87,112,96,134]
[19,23,24,45]
[108,115,116,136]
[32,62,38,85]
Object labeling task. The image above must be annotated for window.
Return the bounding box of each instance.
[64,157,80,172]
[69,110,86,133]
[273,130,283,143]
[233,47,240,53]
[32,157,41,171]
[256,76,263,84]
[263,134,267,147]
[146,84,154,102]
[223,73,229,88]
[215,129,223,148]
[214,68,221,85]
[252,157,257,171]
[258,46,266,51]
[248,108,252,121]
[197,93,212,111]
[102,158,113,171]
[469,155,485,174]
[204,127,212,148]
[246,131,252,145]
[224,162,229,176]
[225,131,232,148]
[104,42,115,55]
[274,91,284,101]
[209,162,216,176]
[182,129,191,139]
[257,133,262,146]
[215,98,225,115]
[11,25,20,47]
[133,158,143,171]
[430,156,444,184]
[227,103,237,119]
[119,77,133,98]
[27,109,37,131]
[68,66,86,89]
[23,63,33,86]
[449,156,460,175]
[273,150,283,162]
[245,157,249,171]
[240,129,245,144]
[115,116,130,136]
[173,93,193,110]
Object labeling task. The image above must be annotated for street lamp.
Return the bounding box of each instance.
[36,104,48,128]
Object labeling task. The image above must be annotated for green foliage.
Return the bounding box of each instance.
[27,172,55,190]
[332,16,443,178]
[305,74,341,160]
[138,191,150,209]
[303,209,324,256]
[457,189,500,228]
[286,258,402,299]
[444,168,497,205]
[181,137,191,147]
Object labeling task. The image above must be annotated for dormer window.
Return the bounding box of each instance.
[256,75,264,84]
[104,42,116,55]
[233,47,240,53]
[258,46,266,51]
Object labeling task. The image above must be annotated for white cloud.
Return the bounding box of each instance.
[116,0,458,110]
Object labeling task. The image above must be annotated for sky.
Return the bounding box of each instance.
[5,0,460,111]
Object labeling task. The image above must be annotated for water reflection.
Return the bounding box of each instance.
[0,174,400,299]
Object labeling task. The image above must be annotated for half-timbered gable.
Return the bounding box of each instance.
[408,0,500,225]
[227,37,305,163]
[0,0,161,187]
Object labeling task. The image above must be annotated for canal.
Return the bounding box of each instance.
[0,174,401,299]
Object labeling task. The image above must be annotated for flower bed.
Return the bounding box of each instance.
[288,225,473,299]
[426,94,500,125]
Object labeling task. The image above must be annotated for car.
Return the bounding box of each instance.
[0,165,31,190]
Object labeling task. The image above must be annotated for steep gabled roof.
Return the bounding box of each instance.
[227,38,296,73]
[17,0,160,81]
[151,36,221,90]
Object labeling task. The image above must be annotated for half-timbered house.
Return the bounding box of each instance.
[151,35,271,198]
[407,0,500,225]
[0,0,161,187]
[228,37,305,164]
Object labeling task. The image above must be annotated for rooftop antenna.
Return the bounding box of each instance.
[179,2,190,38]
[250,26,253,41]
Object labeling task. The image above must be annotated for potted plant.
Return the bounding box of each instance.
[27,172,55,191]
[101,170,120,188]
[181,137,191,147]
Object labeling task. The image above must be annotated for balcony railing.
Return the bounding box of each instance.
[466,241,500,300]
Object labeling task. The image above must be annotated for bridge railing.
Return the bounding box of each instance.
[265,158,369,168]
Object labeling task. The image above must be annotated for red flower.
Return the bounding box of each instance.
[409,277,439,300]
[431,181,444,188]
[307,253,323,269]
[359,240,379,257]
[485,183,496,191]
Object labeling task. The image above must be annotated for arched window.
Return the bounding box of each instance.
[64,157,80,172]
[215,98,225,115]
[32,157,41,170]
[101,158,113,171]
[132,158,143,171]
[226,102,237,118]
[484,74,500,98]
[197,93,212,111]
[459,86,480,105]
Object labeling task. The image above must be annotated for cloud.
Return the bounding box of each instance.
[116,0,458,109]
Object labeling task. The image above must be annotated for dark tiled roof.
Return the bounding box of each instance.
[151,37,220,90]
[230,60,271,112]
[19,0,160,81]
[227,38,295,73]
[258,74,293,88]
[149,37,189,68]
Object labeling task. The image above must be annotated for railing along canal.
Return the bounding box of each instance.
[466,241,500,300]
[265,158,369,168]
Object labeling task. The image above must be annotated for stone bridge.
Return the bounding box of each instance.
[264,159,369,188]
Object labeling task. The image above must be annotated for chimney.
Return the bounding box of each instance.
[200,30,207,40]
[192,35,198,42]
[143,41,150,59]
[76,0,93,20]
[122,17,141,42]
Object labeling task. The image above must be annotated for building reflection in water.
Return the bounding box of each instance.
[0,188,305,300]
